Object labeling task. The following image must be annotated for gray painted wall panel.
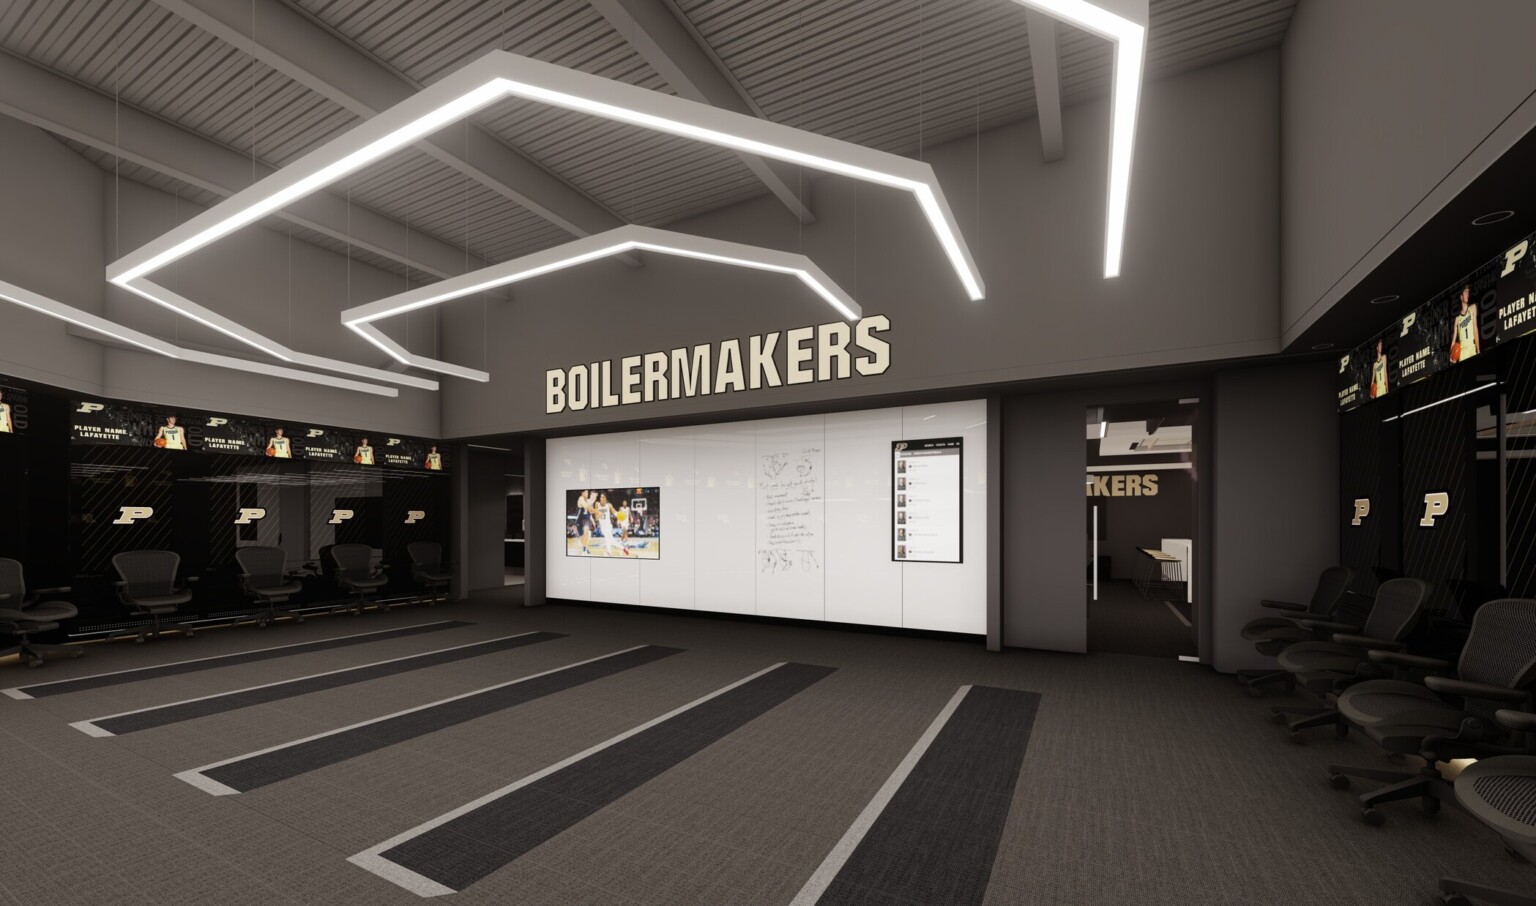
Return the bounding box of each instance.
[1281,0,1536,341]
[1211,360,1337,672]
[1002,391,1089,652]
[0,117,106,394]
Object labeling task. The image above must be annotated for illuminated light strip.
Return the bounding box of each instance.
[108,53,980,299]
[117,277,438,392]
[1380,382,1498,423]
[1010,0,1147,278]
[0,279,177,357]
[340,226,862,381]
[103,54,972,395]
[0,278,397,397]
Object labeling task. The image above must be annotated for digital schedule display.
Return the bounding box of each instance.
[892,437,962,563]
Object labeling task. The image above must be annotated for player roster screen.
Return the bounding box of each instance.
[892,437,963,563]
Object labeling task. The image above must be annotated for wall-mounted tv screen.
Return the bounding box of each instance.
[564,487,661,559]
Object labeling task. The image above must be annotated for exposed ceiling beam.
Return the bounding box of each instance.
[0,49,490,285]
[1025,9,1064,162]
[150,0,637,264]
[591,0,815,224]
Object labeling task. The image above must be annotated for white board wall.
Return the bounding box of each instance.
[546,399,987,634]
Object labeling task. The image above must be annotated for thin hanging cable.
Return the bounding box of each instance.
[404,211,411,353]
[287,223,293,347]
[918,0,925,160]
[250,0,257,186]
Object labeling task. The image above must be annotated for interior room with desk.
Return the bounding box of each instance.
[1,2,1534,904]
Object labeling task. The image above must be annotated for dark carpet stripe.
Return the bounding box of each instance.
[194,645,684,794]
[816,686,1040,906]
[370,662,836,894]
[12,621,472,698]
[90,632,566,735]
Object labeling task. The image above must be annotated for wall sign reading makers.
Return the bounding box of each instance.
[545,315,891,414]
[1085,473,1161,497]
[893,437,962,564]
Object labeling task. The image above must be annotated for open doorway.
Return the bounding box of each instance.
[1086,401,1199,658]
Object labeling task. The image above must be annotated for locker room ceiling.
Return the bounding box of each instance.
[0,0,1296,281]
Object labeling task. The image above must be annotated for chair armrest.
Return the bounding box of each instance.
[0,607,27,620]
[1496,710,1536,733]
[32,586,71,595]
[0,593,9,601]
[1298,619,1362,633]
[1332,634,1404,651]
[1261,599,1307,612]
[184,576,201,584]
[1424,677,1532,703]
[1366,650,1450,670]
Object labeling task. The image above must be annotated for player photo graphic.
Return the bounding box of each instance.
[266,427,292,459]
[897,545,907,559]
[425,445,443,470]
[354,437,375,465]
[565,488,661,559]
[897,510,907,525]
[1370,338,1389,399]
[0,390,11,434]
[153,415,187,450]
[1450,285,1481,363]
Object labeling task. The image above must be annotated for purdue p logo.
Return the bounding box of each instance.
[1351,498,1370,526]
[307,428,325,438]
[1338,354,1350,374]
[328,509,354,525]
[404,510,426,525]
[234,507,267,525]
[113,506,154,525]
[1419,492,1450,527]
[386,438,402,446]
[208,417,228,427]
[76,402,105,414]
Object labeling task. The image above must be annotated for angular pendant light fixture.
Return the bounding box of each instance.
[340,225,863,382]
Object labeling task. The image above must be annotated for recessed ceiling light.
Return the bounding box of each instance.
[1368,294,1399,305]
[1311,342,1335,350]
[1472,210,1515,226]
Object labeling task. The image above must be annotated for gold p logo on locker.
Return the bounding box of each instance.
[234,507,267,525]
[1419,492,1450,527]
[328,509,354,525]
[112,506,154,525]
[1351,499,1370,526]
[404,510,426,524]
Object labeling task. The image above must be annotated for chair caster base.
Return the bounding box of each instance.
[1270,712,1289,725]
[1328,773,1351,790]
[26,657,43,668]
[1362,808,1385,826]
[1440,895,1472,906]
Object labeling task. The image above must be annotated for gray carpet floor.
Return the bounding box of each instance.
[0,586,1530,905]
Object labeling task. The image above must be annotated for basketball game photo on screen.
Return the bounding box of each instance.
[565,487,661,559]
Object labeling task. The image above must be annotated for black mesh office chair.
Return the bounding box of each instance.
[110,550,198,643]
[1268,577,1429,739]
[1438,710,1536,906]
[1237,566,1356,695]
[1324,598,1536,824]
[234,546,305,627]
[0,559,81,668]
[330,544,388,615]
[407,542,453,607]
